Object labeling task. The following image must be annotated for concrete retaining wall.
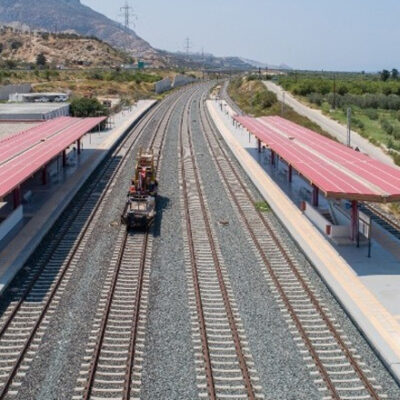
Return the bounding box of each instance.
[172,74,196,88]
[0,206,23,242]
[154,78,172,94]
[0,84,31,101]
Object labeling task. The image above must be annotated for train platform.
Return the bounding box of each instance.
[0,100,156,295]
[207,98,400,383]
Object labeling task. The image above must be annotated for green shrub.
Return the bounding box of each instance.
[251,90,277,109]
[255,201,270,212]
[380,118,394,134]
[365,108,379,120]
[247,75,259,81]
[10,40,23,50]
[352,117,364,130]
[70,97,107,117]
[389,150,400,166]
[307,92,324,106]
[36,53,47,67]
[393,128,400,140]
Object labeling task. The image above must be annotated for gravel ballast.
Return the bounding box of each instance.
[189,93,321,399]
[1,84,400,399]
[3,101,173,399]
[140,90,199,400]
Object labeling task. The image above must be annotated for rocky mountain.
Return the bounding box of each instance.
[239,58,292,70]
[0,27,130,67]
[159,50,257,71]
[0,0,267,70]
[0,0,157,61]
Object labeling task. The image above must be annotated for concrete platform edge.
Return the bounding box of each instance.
[0,101,157,296]
[207,100,400,385]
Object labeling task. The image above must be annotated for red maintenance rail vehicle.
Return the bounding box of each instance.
[121,148,158,229]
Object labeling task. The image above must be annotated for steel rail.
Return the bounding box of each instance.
[179,89,217,400]
[200,93,381,400]
[0,93,173,341]
[186,93,256,400]
[0,89,186,399]
[82,86,195,400]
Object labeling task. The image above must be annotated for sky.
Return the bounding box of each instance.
[81,0,400,72]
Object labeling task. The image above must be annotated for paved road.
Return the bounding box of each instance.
[264,81,395,166]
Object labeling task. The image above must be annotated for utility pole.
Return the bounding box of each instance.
[185,37,191,61]
[347,107,352,147]
[333,73,337,110]
[120,1,136,31]
[281,91,286,116]
[201,47,205,80]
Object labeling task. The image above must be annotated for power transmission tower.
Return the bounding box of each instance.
[185,37,191,61]
[120,1,136,31]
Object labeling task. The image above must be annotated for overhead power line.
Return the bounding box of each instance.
[120,1,137,31]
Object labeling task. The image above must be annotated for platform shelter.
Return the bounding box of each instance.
[234,115,400,242]
[0,116,106,241]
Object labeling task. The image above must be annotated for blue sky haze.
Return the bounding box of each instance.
[82,0,399,72]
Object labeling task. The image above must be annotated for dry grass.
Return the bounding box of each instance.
[228,78,336,140]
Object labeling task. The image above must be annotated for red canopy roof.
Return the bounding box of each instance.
[0,117,106,198]
[234,115,400,202]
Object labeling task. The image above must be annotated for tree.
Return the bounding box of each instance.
[70,97,107,117]
[10,41,22,50]
[4,59,17,69]
[392,68,399,80]
[381,69,390,81]
[36,53,47,67]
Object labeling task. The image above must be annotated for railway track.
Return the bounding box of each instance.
[75,229,152,400]
[0,89,187,399]
[72,85,195,399]
[198,94,387,400]
[219,80,243,116]
[360,204,400,241]
[179,89,264,399]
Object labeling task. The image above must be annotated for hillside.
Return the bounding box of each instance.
[0,0,158,62]
[0,0,264,70]
[0,27,130,67]
[159,50,256,71]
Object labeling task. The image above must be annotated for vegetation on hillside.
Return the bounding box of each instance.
[0,68,169,102]
[0,26,130,69]
[228,77,335,140]
[278,72,400,163]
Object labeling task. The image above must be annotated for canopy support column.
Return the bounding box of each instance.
[13,187,21,210]
[351,200,359,242]
[312,185,319,207]
[77,139,81,155]
[42,165,47,185]
[62,150,67,167]
[271,150,275,166]
[257,139,261,153]
[288,165,292,183]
